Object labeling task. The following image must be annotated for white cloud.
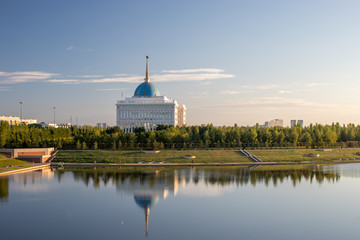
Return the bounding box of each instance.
[240,84,280,90]
[1,68,234,85]
[67,46,73,51]
[152,73,235,82]
[201,81,211,85]
[48,79,79,84]
[162,68,224,74]
[82,76,142,83]
[307,82,335,87]
[188,96,209,99]
[76,75,106,78]
[219,90,255,95]
[0,71,58,84]
[278,90,292,94]
[47,68,234,84]
[95,88,128,91]
[192,97,338,110]
[0,87,10,91]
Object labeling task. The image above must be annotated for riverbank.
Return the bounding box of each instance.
[3,148,360,175]
[50,159,360,168]
[0,163,50,176]
[53,148,360,164]
[0,158,36,173]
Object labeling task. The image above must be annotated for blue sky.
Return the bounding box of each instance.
[1,0,360,126]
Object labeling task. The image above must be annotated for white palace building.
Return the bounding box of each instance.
[116,56,186,133]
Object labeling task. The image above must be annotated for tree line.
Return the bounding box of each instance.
[1,121,360,150]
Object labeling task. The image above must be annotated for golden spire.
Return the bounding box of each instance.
[145,56,150,82]
[145,207,150,236]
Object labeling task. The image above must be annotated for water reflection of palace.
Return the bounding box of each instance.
[54,165,343,236]
[0,165,346,235]
[127,171,184,236]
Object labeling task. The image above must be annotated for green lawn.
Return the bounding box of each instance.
[0,159,33,172]
[54,150,252,164]
[0,154,9,159]
[53,148,360,164]
[248,148,360,162]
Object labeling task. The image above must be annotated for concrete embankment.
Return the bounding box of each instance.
[50,159,360,168]
[0,163,50,176]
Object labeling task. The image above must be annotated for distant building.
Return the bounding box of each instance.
[290,120,297,127]
[265,119,283,127]
[116,56,186,133]
[58,123,72,128]
[0,115,37,125]
[97,123,108,128]
[297,120,304,127]
[290,120,304,127]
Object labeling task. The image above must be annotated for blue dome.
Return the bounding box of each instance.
[134,82,160,97]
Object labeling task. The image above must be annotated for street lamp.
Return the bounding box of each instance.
[19,101,24,125]
[53,106,56,127]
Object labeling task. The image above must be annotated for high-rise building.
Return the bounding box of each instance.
[96,123,108,128]
[297,120,304,127]
[116,57,186,133]
[290,120,304,127]
[290,120,296,127]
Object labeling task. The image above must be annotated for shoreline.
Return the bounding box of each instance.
[49,159,360,168]
[0,163,50,176]
[1,160,360,176]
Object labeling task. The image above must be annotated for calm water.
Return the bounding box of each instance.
[1,164,360,240]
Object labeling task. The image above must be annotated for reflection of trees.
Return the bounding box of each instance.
[196,166,340,187]
[0,177,9,202]
[55,167,182,189]
[55,165,340,190]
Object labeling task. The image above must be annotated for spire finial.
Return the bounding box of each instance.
[145,56,150,82]
[145,207,149,236]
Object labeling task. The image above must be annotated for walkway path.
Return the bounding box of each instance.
[240,150,263,162]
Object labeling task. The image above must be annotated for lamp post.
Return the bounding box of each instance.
[19,101,24,125]
[53,106,56,127]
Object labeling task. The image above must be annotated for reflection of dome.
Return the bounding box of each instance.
[134,82,160,97]
[134,193,159,237]
[134,194,158,209]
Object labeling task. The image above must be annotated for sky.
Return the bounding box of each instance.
[1,0,360,127]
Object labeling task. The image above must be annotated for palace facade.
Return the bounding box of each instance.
[116,57,186,133]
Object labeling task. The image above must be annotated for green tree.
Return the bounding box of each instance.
[152,140,158,150]
[57,139,63,149]
[300,132,312,148]
[0,121,10,148]
[76,140,81,150]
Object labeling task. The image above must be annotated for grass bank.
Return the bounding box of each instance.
[248,148,360,162]
[53,148,360,164]
[0,159,35,172]
[54,150,251,164]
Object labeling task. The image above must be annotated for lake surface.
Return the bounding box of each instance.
[1,164,360,240]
